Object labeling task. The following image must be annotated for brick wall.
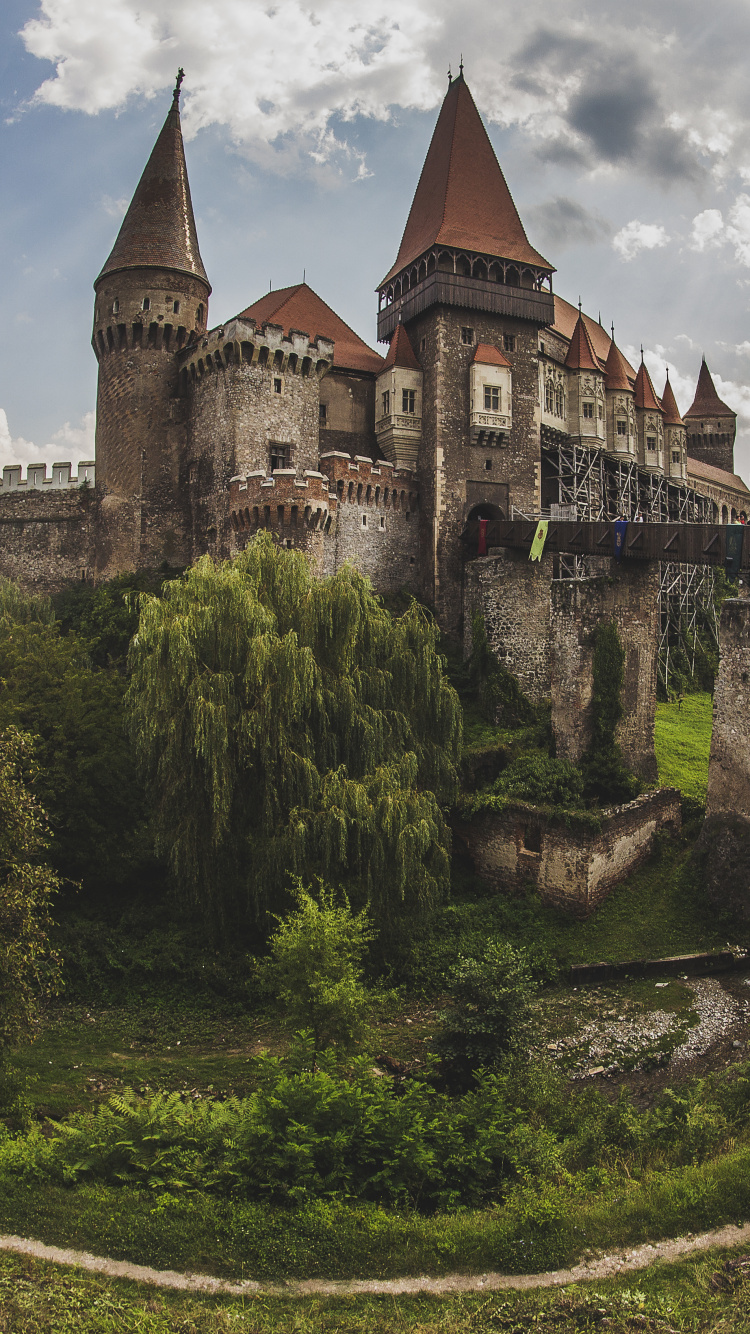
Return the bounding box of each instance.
[456,788,681,915]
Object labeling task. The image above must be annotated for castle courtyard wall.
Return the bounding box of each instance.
[0,488,96,591]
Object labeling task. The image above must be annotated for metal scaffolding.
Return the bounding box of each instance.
[658,562,720,692]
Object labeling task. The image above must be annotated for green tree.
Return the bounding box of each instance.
[263,881,374,1059]
[436,940,536,1090]
[126,536,462,932]
[0,728,62,1056]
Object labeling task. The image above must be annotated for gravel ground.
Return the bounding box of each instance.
[671,977,748,1067]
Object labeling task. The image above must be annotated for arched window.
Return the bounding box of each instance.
[142,296,150,312]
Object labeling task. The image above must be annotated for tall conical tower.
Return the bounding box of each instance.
[92,71,211,574]
[683,358,736,475]
[377,69,555,630]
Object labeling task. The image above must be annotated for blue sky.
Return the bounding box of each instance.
[4,0,750,476]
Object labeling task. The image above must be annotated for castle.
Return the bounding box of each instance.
[1,68,749,642]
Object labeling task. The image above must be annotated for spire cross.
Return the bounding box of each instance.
[173,68,185,102]
[459,54,464,75]
[640,344,644,363]
[578,297,582,314]
[447,64,452,85]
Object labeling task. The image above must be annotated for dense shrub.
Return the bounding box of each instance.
[435,941,537,1089]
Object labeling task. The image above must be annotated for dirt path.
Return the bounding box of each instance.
[2,1222,750,1298]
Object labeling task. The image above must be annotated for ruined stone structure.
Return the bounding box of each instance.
[1,68,749,643]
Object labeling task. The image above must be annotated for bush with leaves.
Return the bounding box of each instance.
[126,536,462,934]
[581,621,640,805]
[492,752,584,807]
[435,940,537,1090]
[261,882,374,1060]
[0,728,62,1066]
[467,611,535,726]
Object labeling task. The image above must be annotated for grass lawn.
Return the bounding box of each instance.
[2,1243,750,1332]
[655,692,713,803]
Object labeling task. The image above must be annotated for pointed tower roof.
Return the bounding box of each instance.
[382,323,421,371]
[633,359,663,412]
[381,73,552,285]
[604,337,634,392]
[97,74,209,289]
[237,283,384,375]
[565,312,601,372]
[684,358,736,419]
[660,374,685,426]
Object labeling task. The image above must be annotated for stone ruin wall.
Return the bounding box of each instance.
[462,547,555,701]
[0,486,96,592]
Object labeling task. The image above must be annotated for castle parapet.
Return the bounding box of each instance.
[0,461,95,492]
[319,452,418,512]
[178,318,334,390]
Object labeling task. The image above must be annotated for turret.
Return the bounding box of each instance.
[633,356,664,472]
[604,333,636,458]
[683,358,736,475]
[375,324,423,467]
[660,373,687,482]
[565,311,605,445]
[92,70,211,573]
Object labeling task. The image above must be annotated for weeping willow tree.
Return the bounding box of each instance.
[126,535,462,933]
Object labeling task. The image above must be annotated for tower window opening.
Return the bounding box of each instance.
[173,300,180,315]
[598,404,603,419]
[273,377,282,394]
[362,514,367,527]
[402,388,416,414]
[616,419,627,436]
[672,450,680,463]
[583,402,594,420]
[484,458,492,471]
[484,386,500,411]
[503,334,516,352]
[461,327,474,345]
[142,297,150,311]
[196,304,204,325]
[647,436,657,451]
[380,516,385,529]
[382,390,390,416]
[270,442,292,471]
[112,299,119,315]
[545,381,554,413]
[319,403,327,424]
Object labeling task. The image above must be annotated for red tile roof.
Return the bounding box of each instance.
[687,456,750,494]
[473,342,511,367]
[564,313,601,372]
[97,86,209,288]
[660,375,685,426]
[381,74,552,285]
[684,358,736,419]
[237,283,383,375]
[633,360,662,412]
[603,339,634,392]
[382,323,421,371]
[551,296,629,375]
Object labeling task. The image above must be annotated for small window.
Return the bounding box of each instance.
[672,450,680,463]
[647,435,656,451]
[196,304,204,325]
[270,443,292,471]
[598,404,603,419]
[173,300,180,315]
[616,419,627,436]
[402,388,416,414]
[382,390,390,416]
[112,298,119,315]
[319,403,327,424]
[461,327,474,345]
[362,514,367,527]
[484,458,492,471]
[142,297,150,312]
[583,402,594,419]
[484,386,500,411]
[522,824,542,854]
[420,337,426,353]
[540,341,545,355]
[380,516,385,529]
[545,381,554,414]
[274,378,282,395]
[503,334,516,352]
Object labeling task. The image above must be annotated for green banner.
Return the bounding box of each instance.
[529,520,549,562]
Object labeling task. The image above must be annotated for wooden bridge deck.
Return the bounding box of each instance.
[464,520,750,570]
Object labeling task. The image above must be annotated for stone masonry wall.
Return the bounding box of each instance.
[405,305,542,634]
[706,598,750,820]
[550,562,660,782]
[0,487,96,592]
[457,788,681,915]
[463,547,555,701]
[319,369,378,460]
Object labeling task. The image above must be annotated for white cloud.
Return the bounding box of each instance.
[690,208,724,251]
[0,409,95,473]
[101,195,130,219]
[612,220,669,261]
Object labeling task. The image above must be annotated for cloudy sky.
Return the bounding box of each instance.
[4,0,750,476]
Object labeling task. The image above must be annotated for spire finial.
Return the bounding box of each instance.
[640,344,644,362]
[447,64,452,85]
[459,54,464,76]
[578,297,582,314]
[611,322,615,342]
[666,365,670,382]
[173,68,185,103]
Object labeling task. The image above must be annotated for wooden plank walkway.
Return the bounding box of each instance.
[464,520,749,569]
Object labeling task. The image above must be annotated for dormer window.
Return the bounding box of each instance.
[402,389,416,414]
[484,386,500,411]
[583,402,594,419]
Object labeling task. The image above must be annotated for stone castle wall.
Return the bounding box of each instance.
[0,487,96,591]
[457,788,681,915]
[463,547,554,701]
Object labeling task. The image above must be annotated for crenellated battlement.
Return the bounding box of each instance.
[229,468,334,537]
[0,461,95,493]
[319,452,418,512]
[178,318,334,391]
